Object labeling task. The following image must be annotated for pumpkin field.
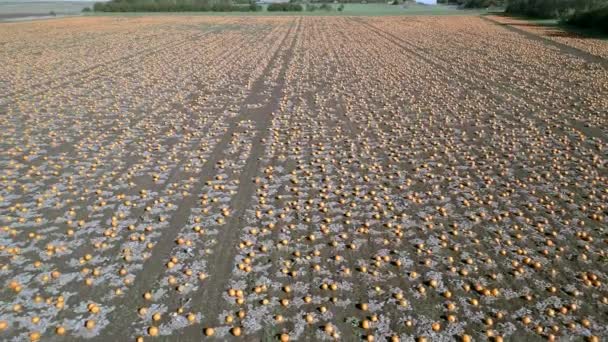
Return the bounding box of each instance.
[0,15,607,341]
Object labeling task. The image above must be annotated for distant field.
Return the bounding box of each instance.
[0,1,94,16]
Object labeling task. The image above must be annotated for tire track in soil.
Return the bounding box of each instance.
[0,25,278,341]
[222,19,405,340]
[0,23,283,285]
[95,18,300,341]
[0,28,256,230]
[174,17,301,341]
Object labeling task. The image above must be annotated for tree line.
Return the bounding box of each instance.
[93,0,261,12]
[505,0,608,32]
[437,0,504,8]
[437,0,607,32]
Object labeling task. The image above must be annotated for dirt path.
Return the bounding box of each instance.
[176,17,302,341]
